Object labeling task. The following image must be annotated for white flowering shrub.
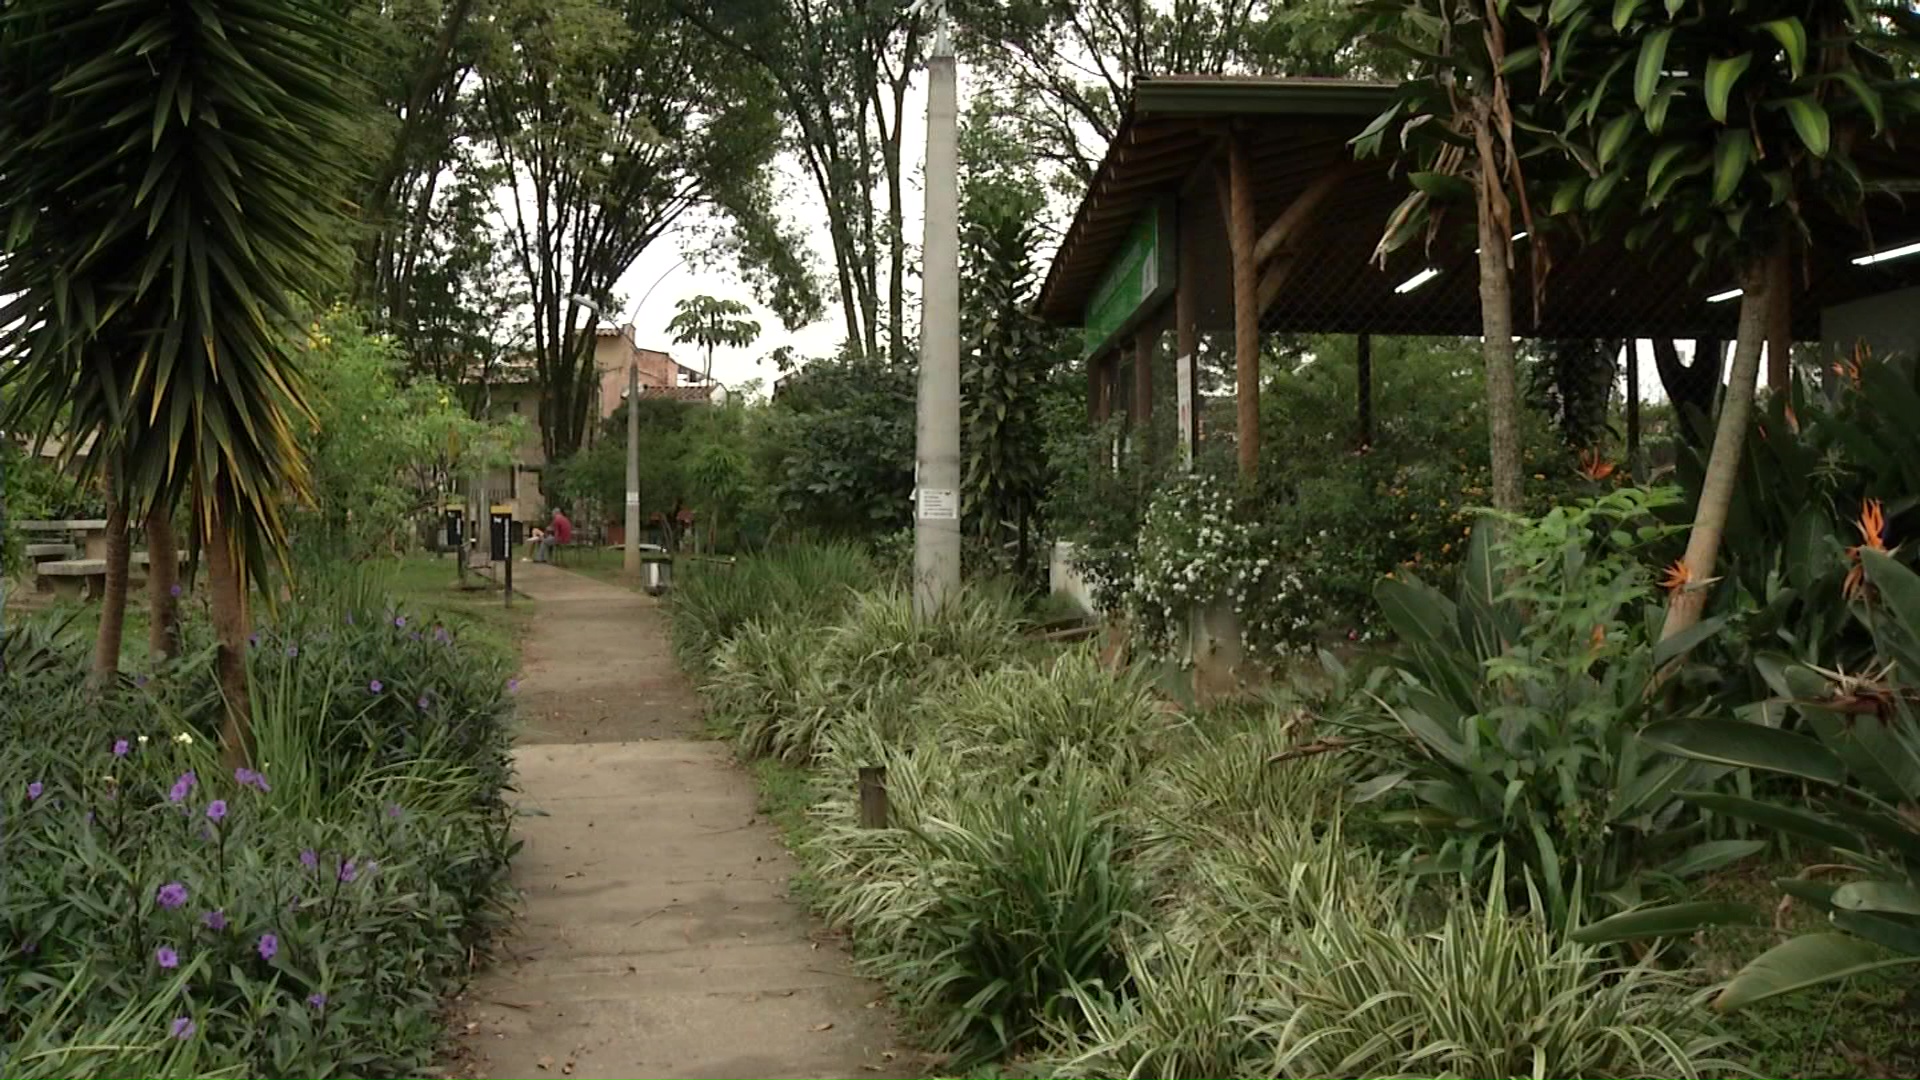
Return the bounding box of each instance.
[1125,473,1257,653]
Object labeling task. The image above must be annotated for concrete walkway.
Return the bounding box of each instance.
[461,564,911,1079]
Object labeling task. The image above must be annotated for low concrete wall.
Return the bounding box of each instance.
[1048,541,1098,617]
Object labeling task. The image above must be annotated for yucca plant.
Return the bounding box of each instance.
[0,0,369,762]
[1579,546,1920,1008]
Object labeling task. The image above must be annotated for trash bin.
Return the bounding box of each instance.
[640,552,672,596]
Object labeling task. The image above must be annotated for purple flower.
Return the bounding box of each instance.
[26,781,43,801]
[393,615,406,629]
[369,679,384,694]
[206,800,227,822]
[286,644,299,658]
[508,678,520,693]
[434,626,450,644]
[299,849,318,870]
[338,858,359,884]
[113,738,130,757]
[169,583,183,599]
[156,945,179,969]
[235,767,271,793]
[256,933,278,961]
[168,772,197,804]
[170,1016,195,1039]
[306,991,328,1010]
[134,674,149,688]
[417,695,430,711]
[157,882,188,909]
[202,909,227,931]
[386,803,402,819]
[21,940,37,956]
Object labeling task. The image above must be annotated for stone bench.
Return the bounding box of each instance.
[27,542,78,563]
[37,559,107,601]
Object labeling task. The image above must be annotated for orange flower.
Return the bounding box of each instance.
[1844,498,1888,600]
[1832,341,1869,390]
[1661,559,1692,594]
[1575,448,1615,481]
[1589,624,1607,650]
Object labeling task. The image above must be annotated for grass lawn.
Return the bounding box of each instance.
[7,552,532,668]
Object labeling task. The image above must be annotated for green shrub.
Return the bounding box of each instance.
[0,586,516,1077]
[1336,488,1753,928]
[1254,872,1738,1079]
[668,541,878,669]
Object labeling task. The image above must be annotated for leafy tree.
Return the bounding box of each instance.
[1524,0,1920,639]
[473,0,809,461]
[763,349,916,536]
[1527,339,1622,452]
[668,295,762,382]
[1,0,368,759]
[670,0,927,360]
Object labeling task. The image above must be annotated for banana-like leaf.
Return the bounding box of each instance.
[1613,0,1648,31]
[1683,791,1862,851]
[1570,900,1760,943]
[1705,52,1753,124]
[1645,84,1679,134]
[1862,548,1920,677]
[1824,70,1886,133]
[1644,719,1844,783]
[1757,17,1808,81]
[1652,613,1727,667]
[1598,111,1637,165]
[1646,140,1690,190]
[1552,174,1588,214]
[1779,95,1831,157]
[1409,170,1475,201]
[1633,28,1672,110]
[1716,933,1918,1010]
[1833,880,1920,917]
[1583,165,1624,210]
[1658,838,1768,879]
[1712,128,1751,205]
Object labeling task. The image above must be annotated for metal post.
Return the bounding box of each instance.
[624,360,640,577]
[912,13,961,620]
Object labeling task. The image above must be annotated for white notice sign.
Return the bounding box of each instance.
[625,492,641,507]
[1176,351,1195,469]
[917,488,959,521]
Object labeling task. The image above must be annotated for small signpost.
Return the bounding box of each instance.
[1176,351,1196,468]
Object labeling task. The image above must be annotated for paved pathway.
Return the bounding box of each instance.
[461,564,911,1079]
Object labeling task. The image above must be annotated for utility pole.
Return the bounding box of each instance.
[912,2,960,619]
[625,359,641,576]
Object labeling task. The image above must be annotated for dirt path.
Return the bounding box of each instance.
[461,563,913,1079]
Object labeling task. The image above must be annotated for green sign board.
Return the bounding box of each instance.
[1082,201,1176,357]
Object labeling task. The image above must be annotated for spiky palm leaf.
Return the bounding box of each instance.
[0,0,367,574]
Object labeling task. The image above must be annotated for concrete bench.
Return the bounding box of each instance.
[27,542,77,562]
[37,559,107,601]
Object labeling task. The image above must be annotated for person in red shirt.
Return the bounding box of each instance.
[536,508,572,562]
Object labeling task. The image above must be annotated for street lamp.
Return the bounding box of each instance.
[910,0,961,619]
[569,294,643,577]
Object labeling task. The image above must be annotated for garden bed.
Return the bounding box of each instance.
[0,563,520,1078]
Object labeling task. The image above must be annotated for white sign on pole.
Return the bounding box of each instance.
[1176,351,1195,468]
[917,488,959,521]
[625,492,640,507]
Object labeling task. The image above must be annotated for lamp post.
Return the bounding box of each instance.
[911,0,961,619]
[569,295,643,577]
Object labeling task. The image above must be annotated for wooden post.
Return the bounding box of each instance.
[857,766,889,829]
[1227,134,1260,481]
[1356,332,1373,449]
[1134,323,1156,463]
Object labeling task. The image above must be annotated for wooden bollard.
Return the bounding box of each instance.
[857,766,889,829]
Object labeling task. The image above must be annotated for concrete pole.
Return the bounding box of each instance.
[624,359,641,576]
[913,18,961,620]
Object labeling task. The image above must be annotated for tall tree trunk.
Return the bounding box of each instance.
[146,505,180,662]
[1652,337,1722,445]
[1626,342,1641,478]
[1660,247,1777,641]
[1227,135,1260,482]
[205,491,253,768]
[1472,131,1523,513]
[89,482,130,686]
